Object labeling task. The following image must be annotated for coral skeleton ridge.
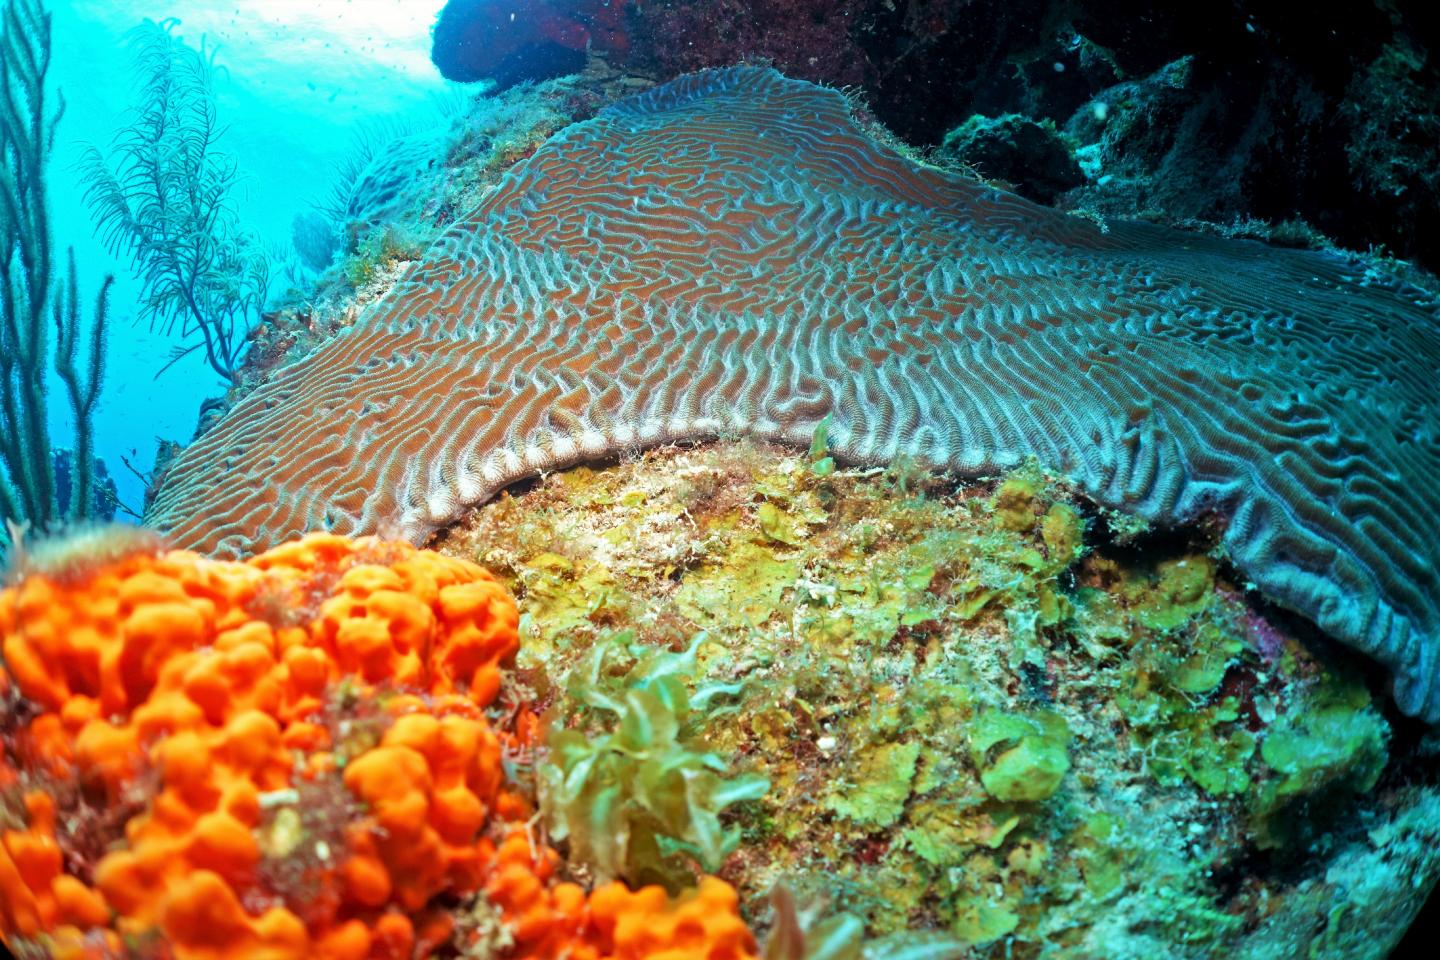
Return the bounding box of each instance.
[145,67,1440,721]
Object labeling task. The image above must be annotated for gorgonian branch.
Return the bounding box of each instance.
[76,18,266,384]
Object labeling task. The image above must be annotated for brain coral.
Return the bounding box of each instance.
[0,533,756,959]
[144,67,1440,721]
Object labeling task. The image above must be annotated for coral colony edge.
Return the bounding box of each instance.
[4,40,1440,960]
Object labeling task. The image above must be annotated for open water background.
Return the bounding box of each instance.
[46,0,453,513]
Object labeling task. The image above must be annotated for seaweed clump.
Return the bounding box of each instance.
[541,632,769,892]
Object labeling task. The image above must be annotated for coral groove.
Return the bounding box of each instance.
[146,67,1440,720]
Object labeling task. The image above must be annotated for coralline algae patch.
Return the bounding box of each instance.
[435,441,1440,959]
[0,534,758,960]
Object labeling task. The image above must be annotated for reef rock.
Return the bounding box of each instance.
[940,113,1084,204]
[430,0,629,90]
[435,441,1440,958]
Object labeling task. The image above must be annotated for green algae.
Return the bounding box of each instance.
[341,225,424,289]
[905,803,1020,866]
[539,632,768,890]
[1073,549,1266,797]
[1250,674,1389,848]
[1068,812,1125,899]
[827,741,921,828]
[435,440,1423,959]
[967,710,1070,803]
[808,413,837,479]
[675,539,800,629]
[517,552,628,654]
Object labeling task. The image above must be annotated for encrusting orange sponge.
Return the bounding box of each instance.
[0,533,757,960]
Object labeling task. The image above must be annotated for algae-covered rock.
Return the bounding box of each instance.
[435,440,1439,959]
[968,711,1070,803]
[828,741,921,828]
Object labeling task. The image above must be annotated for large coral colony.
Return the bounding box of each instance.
[4,1,1440,959]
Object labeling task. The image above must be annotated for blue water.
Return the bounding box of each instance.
[44,0,454,514]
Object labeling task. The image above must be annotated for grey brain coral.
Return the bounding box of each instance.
[147,67,1440,720]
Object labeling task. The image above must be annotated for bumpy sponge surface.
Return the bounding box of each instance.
[0,534,756,960]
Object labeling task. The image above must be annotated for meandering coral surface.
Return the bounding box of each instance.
[0,534,756,959]
[145,67,1440,721]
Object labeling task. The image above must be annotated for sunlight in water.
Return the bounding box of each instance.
[72,0,441,82]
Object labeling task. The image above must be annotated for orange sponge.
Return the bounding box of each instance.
[588,877,758,960]
[0,533,756,960]
[0,535,522,957]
